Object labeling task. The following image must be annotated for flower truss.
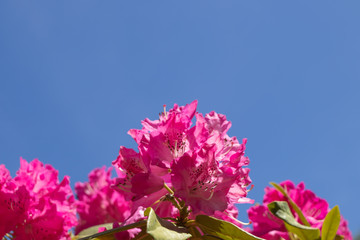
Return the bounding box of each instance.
[0,158,77,240]
[74,167,140,239]
[112,100,253,221]
[74,167,131,233]
[247,180,352,240]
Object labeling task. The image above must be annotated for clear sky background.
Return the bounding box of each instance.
[1,1,359,236]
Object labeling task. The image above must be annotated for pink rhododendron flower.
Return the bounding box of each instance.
[0,158,77,240]
[113,100,252,216]
[113,147,164,197]
[112,146,167,215]
[171,146,230,215]
[133,100,199,168]
[247,180,352,240]
[75,167,132,234]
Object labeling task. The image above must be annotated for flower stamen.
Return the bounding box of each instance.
[224,212,252,226]
[205,189,214,201]
[163,104,167,119]
[247,184,254,193]
[174,140,178,157]
[116,184,132,193]
[223,142,234,156]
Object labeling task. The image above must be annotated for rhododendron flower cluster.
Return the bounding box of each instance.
[0,158,77,240]
[75,167,132,234]
[74,167,144,239]
[112,100,253,217]
[247,180,352,240]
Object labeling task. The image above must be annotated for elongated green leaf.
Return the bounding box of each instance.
[201,235,226,240]
[268,201,320,240]
[77,220,147,240]
[196,215,265,240]
[188,226,202,238]
[322,206,341,240]
[146,208,191,240]
[76,223,115,238]
[270,182,311,227]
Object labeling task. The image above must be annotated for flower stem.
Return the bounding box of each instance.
[169,195,182,211]
[164,183,174,195]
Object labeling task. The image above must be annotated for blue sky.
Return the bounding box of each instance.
[1,0,359,235]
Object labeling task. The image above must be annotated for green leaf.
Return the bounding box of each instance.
[146,208,192,240]
[76,223,115,238]
[195,215,265,240]
[144,207,152,217]
[76,220,147,240]
[270,182,311,227]
[322,206,341,240]
[201,235,227,240]
[268,201,320,240]
[188,226,202,238]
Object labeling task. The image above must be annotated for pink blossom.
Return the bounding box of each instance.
[170,112,252,214]
[247,180,352,240]
[136,100,199,168]
[74,167,131,234]
[0,158,77,240]
[112,147,166,214]
[200,112,253,204]
[0,184,30,238]
[171,147,229,215]
[171,143,251,214]
[114,147,165,196]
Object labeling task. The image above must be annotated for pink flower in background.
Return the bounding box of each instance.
[0,158,77,240]
[247,180,352,240]
[0,184,30,238]
[75,167,131,234]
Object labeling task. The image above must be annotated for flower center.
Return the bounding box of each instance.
[164,132,187,158]
[190,163,219,200]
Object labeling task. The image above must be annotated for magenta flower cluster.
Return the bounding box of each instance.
[112,100,253,217]
[247,180,352,240]
[74,167,131,234]
[0,158,77,240]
